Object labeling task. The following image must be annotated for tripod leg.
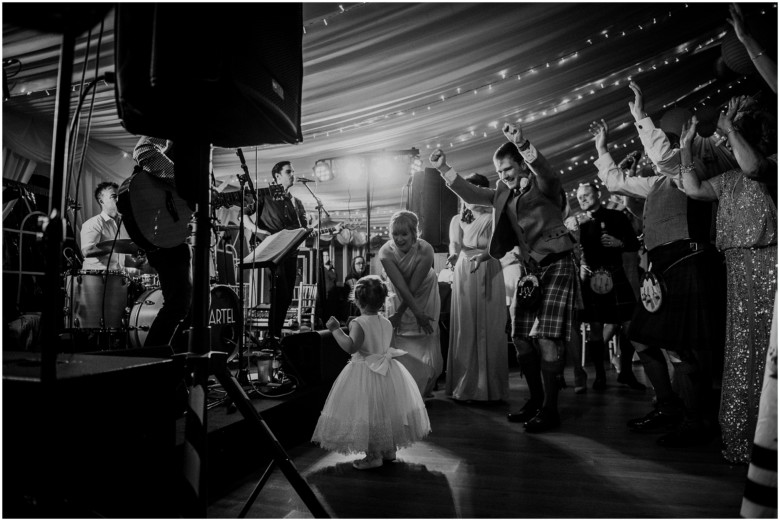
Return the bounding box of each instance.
[238,461,276,518]
[211,352,329,518]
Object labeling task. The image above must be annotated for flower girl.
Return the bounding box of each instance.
[312,275,431,469]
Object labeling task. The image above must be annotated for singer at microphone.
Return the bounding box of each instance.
[241,160,308,342]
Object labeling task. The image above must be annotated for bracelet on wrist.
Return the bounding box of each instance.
[725,127,736,135]
[680,163,695,175]
[518,139,531,151]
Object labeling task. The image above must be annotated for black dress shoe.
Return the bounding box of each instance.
[524,410,560,433]
[656,421,715,448]
[627,408,683,432]
[507,400,541,423]
[617,372,647,390]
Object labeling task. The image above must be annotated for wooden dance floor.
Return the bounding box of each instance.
[4,339,749,518]
[208,363,749,519]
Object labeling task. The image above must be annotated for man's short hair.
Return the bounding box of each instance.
[94,181,119,204]
[271,161,291,179]
[493,142,528,172]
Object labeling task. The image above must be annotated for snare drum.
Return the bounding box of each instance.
[127,285,240,356]
[63,270,129,330]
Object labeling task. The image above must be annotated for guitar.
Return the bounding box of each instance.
[118,165,287,251]
[211,185,285,209]
[118,166,192,251]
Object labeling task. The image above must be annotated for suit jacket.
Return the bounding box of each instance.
[442,144,573,265]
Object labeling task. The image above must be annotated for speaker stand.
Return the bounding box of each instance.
[175,138,327,518]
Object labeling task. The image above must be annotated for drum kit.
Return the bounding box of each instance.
[62,238,243,354]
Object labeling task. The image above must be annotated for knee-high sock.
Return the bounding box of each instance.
[518,351,543,407]
[672,360,711,423]
[637,347,675,404]
[619,333,637,376]
[541,359,565,414]
[586,340,606,380]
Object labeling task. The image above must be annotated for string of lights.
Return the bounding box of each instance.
[304,4,746,141]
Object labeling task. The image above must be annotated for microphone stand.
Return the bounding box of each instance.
[299,181,328,326]
[235,173,251,386]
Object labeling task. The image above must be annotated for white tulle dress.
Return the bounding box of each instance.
[311,314,431,455]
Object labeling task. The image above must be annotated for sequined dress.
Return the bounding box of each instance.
[712,169,777,464]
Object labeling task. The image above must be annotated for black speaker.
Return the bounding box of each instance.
[316,330,351,385]
[114,4,303,147]
[3,352,178,517]
[408,168,459,252]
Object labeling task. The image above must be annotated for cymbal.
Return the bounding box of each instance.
[95,239,139,255]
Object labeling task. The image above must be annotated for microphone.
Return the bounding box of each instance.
[296,177,315,183]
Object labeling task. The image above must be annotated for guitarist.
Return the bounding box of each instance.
[242,161,307,341]
[131,136,196,348]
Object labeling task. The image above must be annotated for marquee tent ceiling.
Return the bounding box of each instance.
[2,2,774,228]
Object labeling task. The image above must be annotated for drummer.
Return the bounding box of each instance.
[80,181,146,271]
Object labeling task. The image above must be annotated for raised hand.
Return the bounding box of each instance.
[680,116,698,149]
[588,119,609,154]
[502,122,525,145]
[429,148,449,171]
[726,3,748,41]
[717,96,744,135]
[628,81,647,121]
[618,150,641,172]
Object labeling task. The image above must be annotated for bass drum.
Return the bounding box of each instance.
[127,285,240,356]
[64,270,129,330]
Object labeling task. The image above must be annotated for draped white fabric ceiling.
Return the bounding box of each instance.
[2,2,773,227]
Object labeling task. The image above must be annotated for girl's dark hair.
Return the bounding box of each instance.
[354,275,387,311]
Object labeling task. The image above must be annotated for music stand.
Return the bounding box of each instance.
[240,228,310,350]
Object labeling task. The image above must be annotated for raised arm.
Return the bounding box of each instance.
[718,95,775,182]
[429,149,495,206]
[502,122,560,197]
[728,3,777,93]
[628,81,681,177]
[590,118,657,199]
[679,117,718,201]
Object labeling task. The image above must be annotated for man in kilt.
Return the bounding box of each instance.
[591,102,725,447]
[576,182,645,391]
[429,122,577,433]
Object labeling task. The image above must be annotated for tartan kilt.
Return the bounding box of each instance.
[580,266,637,324]
[628,242,726,359]
[511,253,577,342]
